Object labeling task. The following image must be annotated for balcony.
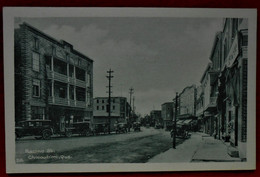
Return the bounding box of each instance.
[47,70,68,83]
[48,97,86,108]
[76,101,86,108]
[48,97,68,106]
[76,79,86,88]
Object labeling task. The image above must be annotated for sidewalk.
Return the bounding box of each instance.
[147,132,241,163]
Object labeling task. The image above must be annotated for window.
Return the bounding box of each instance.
[33,79,40,97]
[49,82,52,97]
[113,105,115,110]
[69,85,74,100]
[102,106,104,110]
[69,64,74,77]
[97,106,99,110]
[75,67,85,81]
[76,86,86,101]
[54,81,67,98]
[31,106,45,120]
[33,37,39,50]
[52,46,56,56]
[97,99,99,103]
[54,58,67,75]
[32,52,40,72]
[102,100,104,103]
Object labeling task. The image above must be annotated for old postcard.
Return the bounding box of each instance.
[3,7,256,173]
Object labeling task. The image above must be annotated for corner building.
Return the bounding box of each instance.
[15,23,93,126]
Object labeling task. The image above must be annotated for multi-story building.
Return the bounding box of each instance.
[217,18,248,159]
[93,97,130,130]
[195,85,204,131]
[161,102,173,130]
[200,63,213,134]
[178,85,197,119]
[15,22,93,127]
[208,31,222,138]
[150,110,162,127]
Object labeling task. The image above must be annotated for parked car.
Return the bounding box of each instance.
[71,122,93,136]
[115,122,127,133]
[170,124,190,139]
[15,120,53,140]
[93,123,109,135]
[133,122,141,131]
[155,123,163,129]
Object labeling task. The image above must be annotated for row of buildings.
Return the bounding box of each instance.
[152,18,248,160]
[15,23,134,132]
[196,18,248,160]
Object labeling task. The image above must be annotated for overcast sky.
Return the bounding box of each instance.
[15,17,223,116]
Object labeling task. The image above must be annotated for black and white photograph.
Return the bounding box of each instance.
[3,7,256,173]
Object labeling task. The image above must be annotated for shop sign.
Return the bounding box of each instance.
[225,33,239,68]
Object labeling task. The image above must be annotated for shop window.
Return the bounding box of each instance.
[31,106,45,120]
[32,79,40,97]
[32,52,40,72]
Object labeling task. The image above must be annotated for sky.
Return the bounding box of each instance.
[15,17,223,116]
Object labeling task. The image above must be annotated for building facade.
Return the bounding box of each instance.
[15,23,93,127]
[218,18,248,159]
[150,110,162,127]
[161,102,173,130]
[178,85,197,119]
[195,85,204,132]
[93,97,130,130]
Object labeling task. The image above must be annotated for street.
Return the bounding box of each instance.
[16,127,185,163]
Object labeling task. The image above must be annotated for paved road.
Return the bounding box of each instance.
[16,127,182,163]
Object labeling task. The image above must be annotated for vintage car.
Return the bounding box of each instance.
[92,123,109,135]
[71,121,93,136]
[15,120,53,140]
[132,122,141,131]
[155,123,163,129]
[170,124,190,139]
[115,122,127,133]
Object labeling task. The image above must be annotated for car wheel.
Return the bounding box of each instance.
[42,129,52,140]
[65,130,72,138]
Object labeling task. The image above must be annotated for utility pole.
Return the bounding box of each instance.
[133,96,135,122]
[106,69,114,134]
[129,87,134,131]
[173,92,178,149]
[129,87,134,115]
[133,96,135,113]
